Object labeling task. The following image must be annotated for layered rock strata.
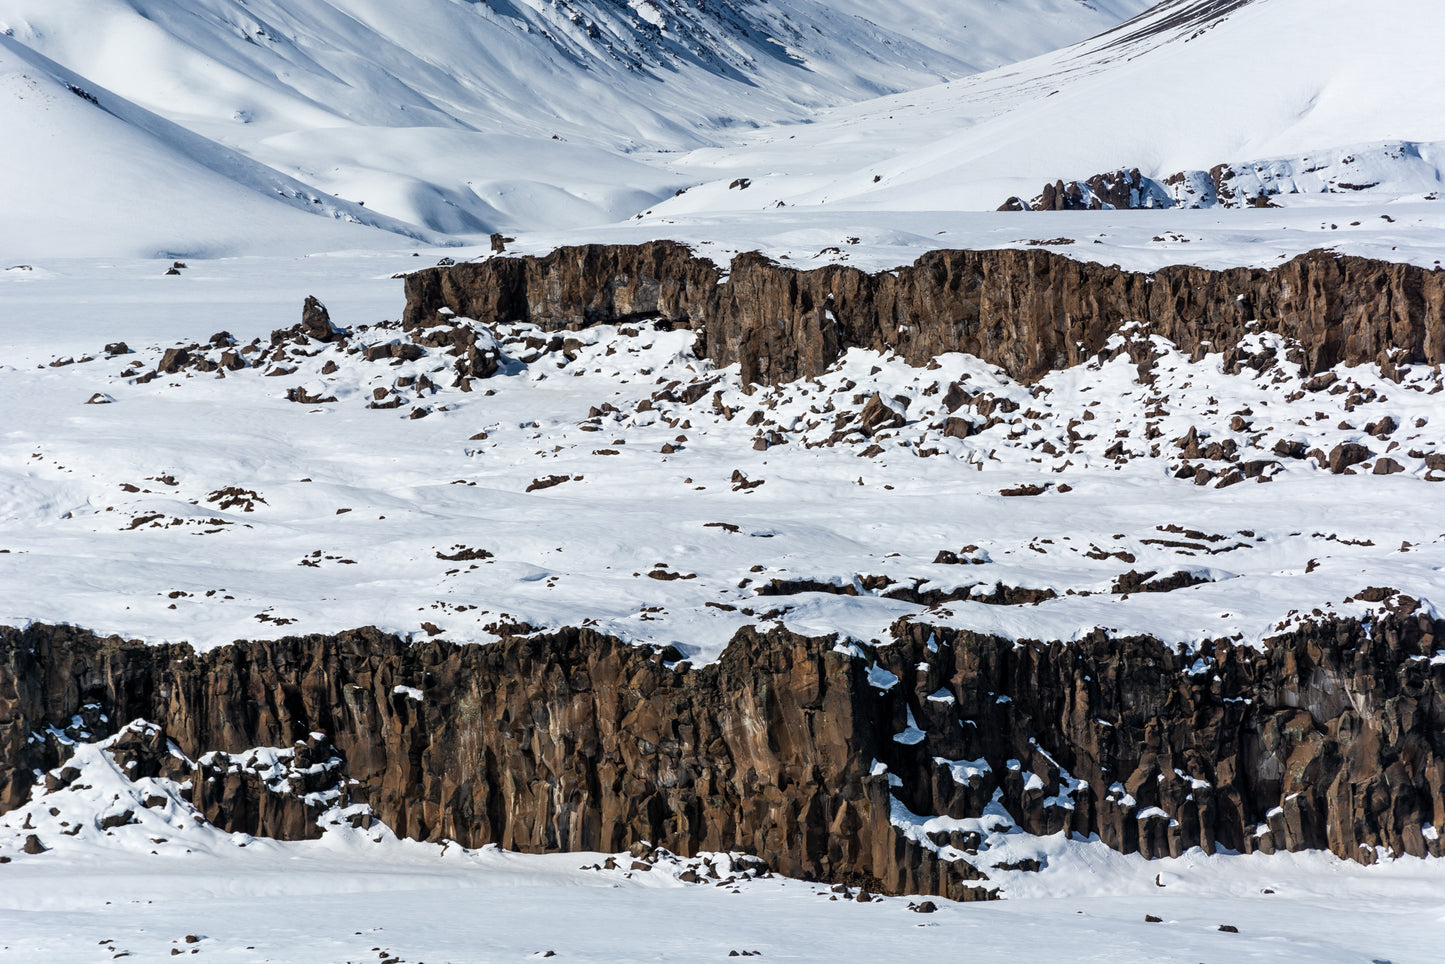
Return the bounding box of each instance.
[403,244,1445,386]
[4,613,1443,898]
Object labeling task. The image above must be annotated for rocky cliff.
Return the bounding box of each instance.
[5,613,1442,897]
[403,244,1445,386]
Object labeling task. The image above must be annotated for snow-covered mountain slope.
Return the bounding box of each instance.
[8,0,1438,252]
[0,0,1151,141]
[0,34,441,258]
[655,0,1445,215]
[0,0,1153,241]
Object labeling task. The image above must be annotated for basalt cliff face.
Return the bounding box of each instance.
[4,615,1443,897]
[403,243,1445,386]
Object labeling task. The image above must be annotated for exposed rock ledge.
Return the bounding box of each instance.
[4,615,1443,898]
[404,243,1445,386]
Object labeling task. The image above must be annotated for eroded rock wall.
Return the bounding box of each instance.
[881,614,1445,863]
[0,622,981,899]
[403,245,1445,385]
[4,615,1444,895]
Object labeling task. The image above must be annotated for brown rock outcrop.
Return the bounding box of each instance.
[1329,442,1373,474]
[5,613,1445,894]
[403,245,1445,387]
[856,393,908,435]
[301,296,336,342]
[0,622,985,900]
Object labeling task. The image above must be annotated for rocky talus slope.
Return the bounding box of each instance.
[403,243,1445,386]
[4,614,1443,897]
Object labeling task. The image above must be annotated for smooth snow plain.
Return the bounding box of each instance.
[4,838,1444,963]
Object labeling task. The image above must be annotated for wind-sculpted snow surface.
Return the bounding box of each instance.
[5,786,1445,964]
[0,0,1151,135]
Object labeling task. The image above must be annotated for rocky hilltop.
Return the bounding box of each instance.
[404,243,1445,386]
[4,614,1443,897]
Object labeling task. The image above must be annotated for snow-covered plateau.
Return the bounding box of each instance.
[4,0,1445,960]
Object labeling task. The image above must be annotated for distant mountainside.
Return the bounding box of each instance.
[8,0,1437,255]
[0,32,439,259]
[0,0,1151,140]
[659,0,1445,215]
[0,0,1151,248]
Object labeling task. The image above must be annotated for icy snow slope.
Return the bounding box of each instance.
[656,0,1445,215]
[0,34,443,258]
[0,0,1152,238]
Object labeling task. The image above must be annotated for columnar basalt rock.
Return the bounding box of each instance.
[403,245,1445,386]
[879,613,1445,864]
[3,614,1443,897]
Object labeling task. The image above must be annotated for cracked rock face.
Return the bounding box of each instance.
[4,613,1443,898]
[404,244,1445,387]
